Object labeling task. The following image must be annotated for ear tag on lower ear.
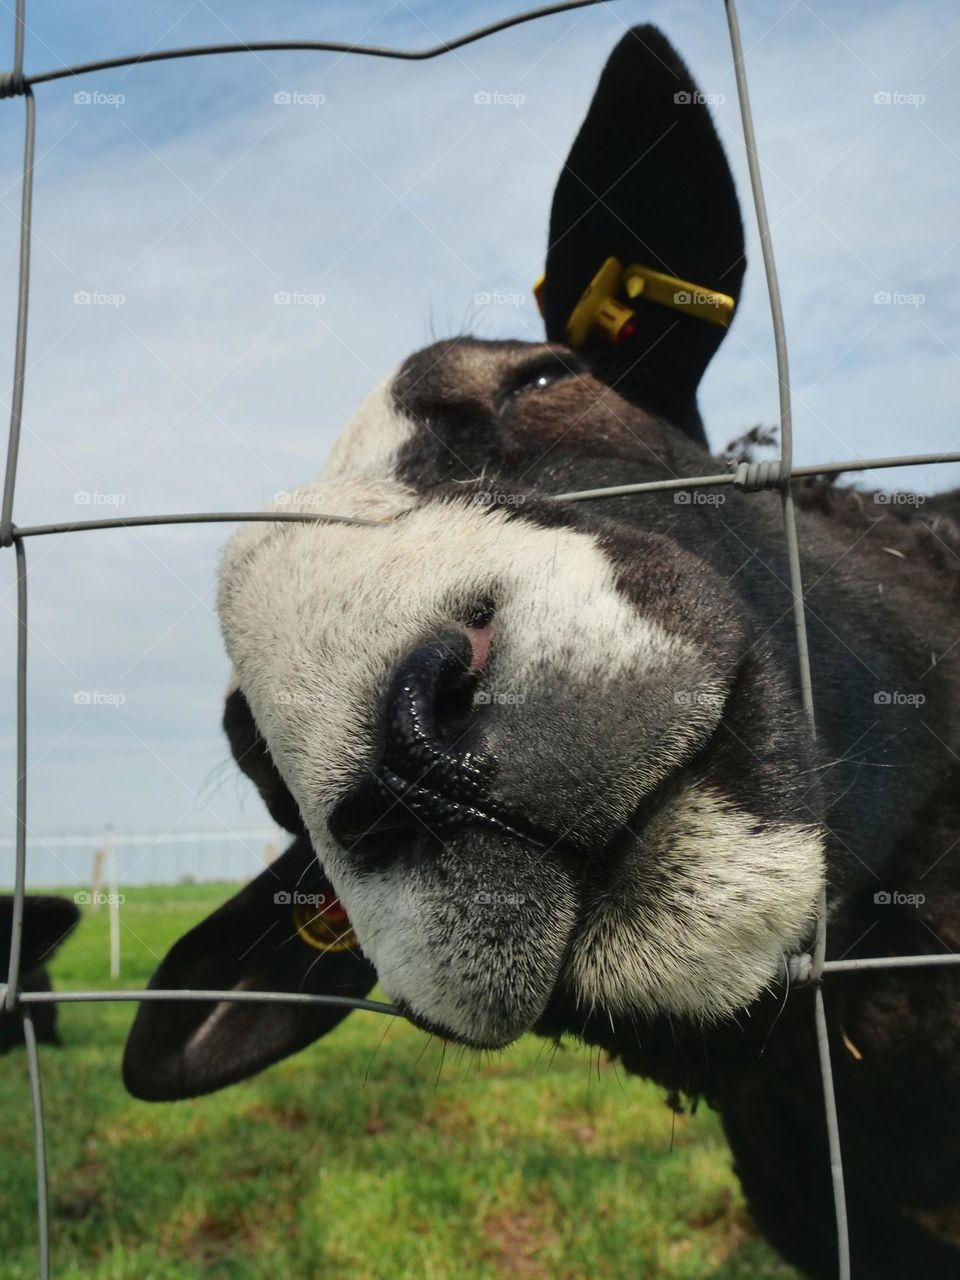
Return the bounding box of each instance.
[624,262,735,329]
[564,256,638,347]
[292,896,359,953]
[533,259,635,347]
[534,256,736,347]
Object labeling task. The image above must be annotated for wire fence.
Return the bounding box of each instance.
[1,2,959,1278]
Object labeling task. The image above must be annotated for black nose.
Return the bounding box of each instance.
[328,632,531,852]
[381,630,488,794]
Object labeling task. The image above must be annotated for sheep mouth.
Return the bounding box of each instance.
[330,681,730,877]
[389,995,522,1050]
[328,757,558,864]
[325,708,737,1052]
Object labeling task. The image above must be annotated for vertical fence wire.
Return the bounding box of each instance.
[22,1009,50,1280]
[5,539,28,1014]
[723,2,849,1275]
[2,3,959,1278]
[0,0,33,546]
[1,0,32,1032]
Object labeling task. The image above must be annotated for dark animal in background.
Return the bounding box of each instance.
[125,26,960,1280]
[0,895,80,1053]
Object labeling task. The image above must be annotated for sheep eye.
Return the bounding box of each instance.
[498,355,579,410]
[527,369,565,392]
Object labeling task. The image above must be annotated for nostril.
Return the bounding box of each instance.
[464,598,495,666]
[385,630,484,762]
[327,628,499,851]
[465,619,493,676]
[327,621,553,855]
[432,665,480,743]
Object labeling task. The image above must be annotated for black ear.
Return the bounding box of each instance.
[122,835,378,1100]
[0,895,80,1054]
[223,684,306,835]
[0,894,81,977]
[543,25,745,443]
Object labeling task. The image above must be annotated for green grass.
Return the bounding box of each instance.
[0,884,800,1279]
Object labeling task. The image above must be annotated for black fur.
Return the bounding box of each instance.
[0,895,80,1052]
[542,25,745,441]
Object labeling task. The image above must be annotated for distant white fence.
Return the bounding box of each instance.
[0,828,280,888]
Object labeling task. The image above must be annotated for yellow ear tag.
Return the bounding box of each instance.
[624,263,735,329]
[565,256,638,347]
[293,899,359,953]
[533,257,736,347]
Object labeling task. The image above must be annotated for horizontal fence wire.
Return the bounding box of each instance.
[19,989,399,1013]
[2,2,958,1278]
[7,0,616,88]
[3,447,960,539]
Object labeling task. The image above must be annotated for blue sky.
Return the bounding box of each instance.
[1,0,958,882]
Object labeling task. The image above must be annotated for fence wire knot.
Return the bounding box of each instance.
[731,458,784,492]
[0,69,27,98]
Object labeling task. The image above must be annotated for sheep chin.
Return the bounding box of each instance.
[310,826,579,1050]
[566,781,825,1023]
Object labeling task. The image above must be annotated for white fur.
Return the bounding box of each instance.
[568,782,824,1020]
[323,378,414,481]
[325,861,578,1045]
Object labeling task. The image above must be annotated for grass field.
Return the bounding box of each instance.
[0,884,800,1280]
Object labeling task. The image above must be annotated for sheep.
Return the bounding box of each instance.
[0,895,80,1053]
[124,25,960,1280]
